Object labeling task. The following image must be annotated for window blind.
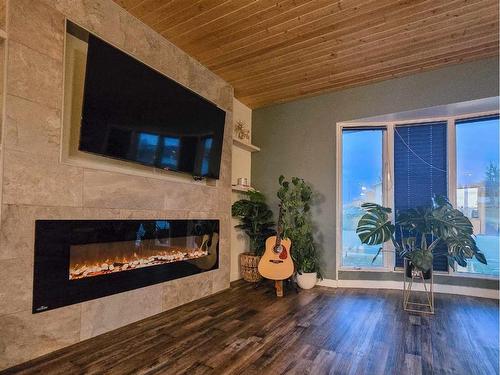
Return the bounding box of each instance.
[394,121,448,271]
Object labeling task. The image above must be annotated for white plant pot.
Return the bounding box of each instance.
[296,272,317,289]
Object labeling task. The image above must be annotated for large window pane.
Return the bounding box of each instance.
[394,122,448,271]
[456,116,499,276]
[342,129,384,267]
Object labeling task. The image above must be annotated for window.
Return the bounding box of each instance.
[394,122,448,271]
[341,128,384,268]
[338,111,499,278]
[456,116,499,276]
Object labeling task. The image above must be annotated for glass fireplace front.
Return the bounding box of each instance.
[33,219,219,313]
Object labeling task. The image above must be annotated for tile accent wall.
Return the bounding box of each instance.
[0,0,233,369]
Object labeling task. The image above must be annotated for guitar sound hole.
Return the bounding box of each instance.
[273,245,283,254]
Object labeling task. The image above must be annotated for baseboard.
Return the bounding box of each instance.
[317,278,499,299]
[316,278,338,288]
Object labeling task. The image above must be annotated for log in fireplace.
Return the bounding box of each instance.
[33,219,219,313]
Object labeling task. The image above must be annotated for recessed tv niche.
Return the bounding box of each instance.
[69,21,226,180]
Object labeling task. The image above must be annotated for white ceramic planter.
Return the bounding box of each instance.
[296,272,317,289]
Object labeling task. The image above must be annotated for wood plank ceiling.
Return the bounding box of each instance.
[114,0,499,108]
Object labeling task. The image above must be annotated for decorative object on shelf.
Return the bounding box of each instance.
[234,120,250,141]
[232,178,251,193]
[232,190,275,282]
[277,175,322,289]
[403,259,434,314]
[237,177,249,187]
[356,195,487,312]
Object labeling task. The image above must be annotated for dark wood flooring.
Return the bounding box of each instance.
[3,281,499,375]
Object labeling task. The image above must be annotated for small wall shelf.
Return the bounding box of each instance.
[231,185,253,193]
[233,139,260,153]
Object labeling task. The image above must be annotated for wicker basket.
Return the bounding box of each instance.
[240,252,262,282]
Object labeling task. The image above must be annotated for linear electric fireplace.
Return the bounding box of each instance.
[33,219,219,313]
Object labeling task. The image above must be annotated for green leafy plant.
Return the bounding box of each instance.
[231,190,275,256]
[277,175,322,278]
[356,195,487,272]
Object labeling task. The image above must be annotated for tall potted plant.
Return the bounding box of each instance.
[356,195,487,276]
[278,176,322,289]
[232,190,275,282]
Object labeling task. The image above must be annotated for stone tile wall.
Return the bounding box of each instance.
[0,0,233,369]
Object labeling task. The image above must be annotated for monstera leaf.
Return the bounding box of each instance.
[396,206,434,235]
[445,234,487,270]
[356,203,395,246]
[431,204,474,238]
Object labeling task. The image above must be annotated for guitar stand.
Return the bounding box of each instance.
[257,280,283,297]
[272,277,299,297]
[274,280,284,297]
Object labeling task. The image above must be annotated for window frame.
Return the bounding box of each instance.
[451,114,500,279]
[336,110,499,279]
[336,123,393,273]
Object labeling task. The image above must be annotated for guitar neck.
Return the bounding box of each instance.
[275,204,283,246]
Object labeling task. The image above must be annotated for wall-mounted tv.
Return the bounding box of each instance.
[70,22,226,179]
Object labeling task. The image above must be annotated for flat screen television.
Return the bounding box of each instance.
[74,23,226,179]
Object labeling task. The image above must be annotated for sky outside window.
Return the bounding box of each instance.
[342,129,384,268]
[456,117,499,276]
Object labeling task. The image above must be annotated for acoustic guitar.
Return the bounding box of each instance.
[258,204,294,281]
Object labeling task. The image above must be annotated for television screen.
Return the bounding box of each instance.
[77,28,226,179]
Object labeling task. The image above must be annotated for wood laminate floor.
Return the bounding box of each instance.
[3,281,499,375]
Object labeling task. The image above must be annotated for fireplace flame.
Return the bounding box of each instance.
[69,236,210,280]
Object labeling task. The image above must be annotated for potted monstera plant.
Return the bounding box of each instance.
[232,190,275,282]
[356,195,487,278]
[278,176,322,289]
